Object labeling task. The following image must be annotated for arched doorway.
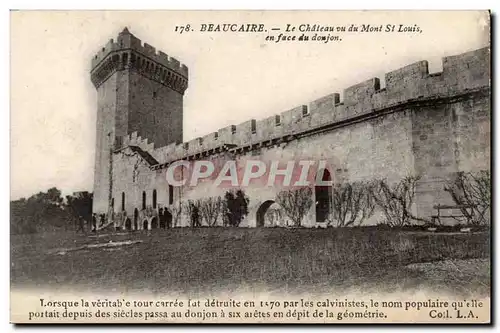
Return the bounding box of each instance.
[315,169,332,223]
[143,220,149,230]
[151,217,158,229]
[134,208,139,230]
[256,200,275,227]
[125,218,132,231]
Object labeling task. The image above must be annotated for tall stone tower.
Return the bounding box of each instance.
[90,28,188,214]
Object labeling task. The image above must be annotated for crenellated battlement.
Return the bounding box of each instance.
[90,28,188,92]
[116,46,489,168]
[91,27,188,77]
[122,131,155,153]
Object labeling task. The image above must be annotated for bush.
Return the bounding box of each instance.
[444,170,491,225]
[223,190,249,227]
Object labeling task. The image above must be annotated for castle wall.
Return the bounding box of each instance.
[173,110,415,227]
[110,85,489,228]
[145,47,488,169]
[411,94,491,218]
[92,38,490,228]
[411,103,461,218]
[110,147,182,229]
[454,97,491,172]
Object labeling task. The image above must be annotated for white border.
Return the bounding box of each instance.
[2,2,498,332]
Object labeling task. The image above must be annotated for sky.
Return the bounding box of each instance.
[10,10,490,200]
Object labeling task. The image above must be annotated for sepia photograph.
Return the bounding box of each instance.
[9,10,491,323]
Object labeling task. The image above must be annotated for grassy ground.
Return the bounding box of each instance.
[10,227,490,297]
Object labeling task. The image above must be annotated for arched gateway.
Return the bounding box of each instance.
[256,200,276,227]
[315,169,332,223]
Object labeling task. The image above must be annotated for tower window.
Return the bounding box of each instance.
[153,189,157,209]
[153,91,157,98]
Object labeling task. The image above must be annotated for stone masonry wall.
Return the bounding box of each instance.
[93,75,117,214]
[145,47,489,167]
[128,70,184,148]
[96,46,490,228]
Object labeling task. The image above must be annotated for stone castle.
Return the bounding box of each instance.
[90,28,490,229]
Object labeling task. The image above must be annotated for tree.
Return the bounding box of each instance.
[223,190,249,227]
[199,196,223,227]
[330,181,375,227]
[46,187,64,206]
[371,175,425,227]
[183,199,202,227]
[276,187,313,227]
[444,170,491,225]
[10,187,73,234]
[66,192,93,232]
[10,198,36,234]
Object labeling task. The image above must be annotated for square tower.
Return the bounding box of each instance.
[90,28,188,214]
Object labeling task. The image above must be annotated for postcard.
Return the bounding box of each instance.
[10,10,491,323]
